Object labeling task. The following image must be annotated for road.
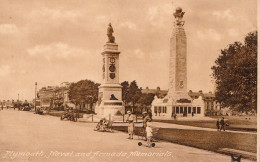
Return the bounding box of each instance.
[0,109,253,162]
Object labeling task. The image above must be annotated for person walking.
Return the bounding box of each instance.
[143,111,152,140]
[220,117,225,131]
[146,121,153,147]
[143,111,152,127]
[126,111,134,139]
[216,119,220,131]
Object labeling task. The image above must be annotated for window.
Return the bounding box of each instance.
[164,106,167,113]
[180,107,183,113]
[172,106,175,114]
[197,107,201,114]
[193,107,196,113]
[176,107,179,114]
[188,107,191,113]
[154,106,157,113]
[184,107,187,113]
[159,107,161,113]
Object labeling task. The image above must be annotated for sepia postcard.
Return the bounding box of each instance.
[0,0,258,161]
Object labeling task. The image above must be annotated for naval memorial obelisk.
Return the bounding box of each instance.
[151,7,204,118]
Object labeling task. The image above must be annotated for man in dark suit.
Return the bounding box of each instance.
[220,117,225,131]
[216,119,220,131]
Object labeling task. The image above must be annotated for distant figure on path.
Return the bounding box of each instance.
[216,119,220,131]
[143,111,152,128]
[146,121,153,147]
[126,111,134,139]
[220,117,225,131]
[174,114,177,120]
[143,111,152,140]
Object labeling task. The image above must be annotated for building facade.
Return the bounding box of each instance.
[188,90,221,116]
[38,86,57,108]
[151,90,220,117]
[38,82,72,109]
[142,87,168,98]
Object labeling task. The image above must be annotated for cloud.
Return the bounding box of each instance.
[30,7,81,22]
[96,15,108,24]
[120,21,137,30]
[147,6,158,21]
[196,29,221,41]
[147,4,172,27]
[212,9,235,20]
[0,24,18,34]
[134,49,145,59]
[227,28,238,37]
[0,65,11,76]
[27,42,85,59]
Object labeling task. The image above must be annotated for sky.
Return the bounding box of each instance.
[0,0,257,101]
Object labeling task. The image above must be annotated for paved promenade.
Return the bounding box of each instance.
[0,109,254,162]
[113,121,256,135]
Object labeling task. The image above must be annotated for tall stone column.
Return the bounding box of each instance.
[168,7,191,103]
[95,23,124,120]
[152,7,205,118]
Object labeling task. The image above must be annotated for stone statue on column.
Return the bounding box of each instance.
[173,7,185,26]
[107,23,115,43]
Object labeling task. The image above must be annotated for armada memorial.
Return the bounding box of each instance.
[95,23,125,121]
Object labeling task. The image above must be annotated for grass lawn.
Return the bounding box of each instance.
[112,126,257,160]
[157,128,256,160]
[153,116,256,132]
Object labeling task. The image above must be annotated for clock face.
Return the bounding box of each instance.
[109,64,116,72]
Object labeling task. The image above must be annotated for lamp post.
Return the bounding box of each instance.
[35,82,37,112]
[18,93,19,110]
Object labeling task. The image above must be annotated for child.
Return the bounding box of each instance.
[146,121,153,147]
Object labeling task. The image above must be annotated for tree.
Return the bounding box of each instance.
[127,80,142,113]
[138,93,155,113]
[68,79,100,110]
[121,81,130,105]
[211,31,257,113]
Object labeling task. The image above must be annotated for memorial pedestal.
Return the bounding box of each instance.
[95,41,125,120]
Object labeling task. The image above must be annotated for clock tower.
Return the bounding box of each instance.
[95,23,124,119]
